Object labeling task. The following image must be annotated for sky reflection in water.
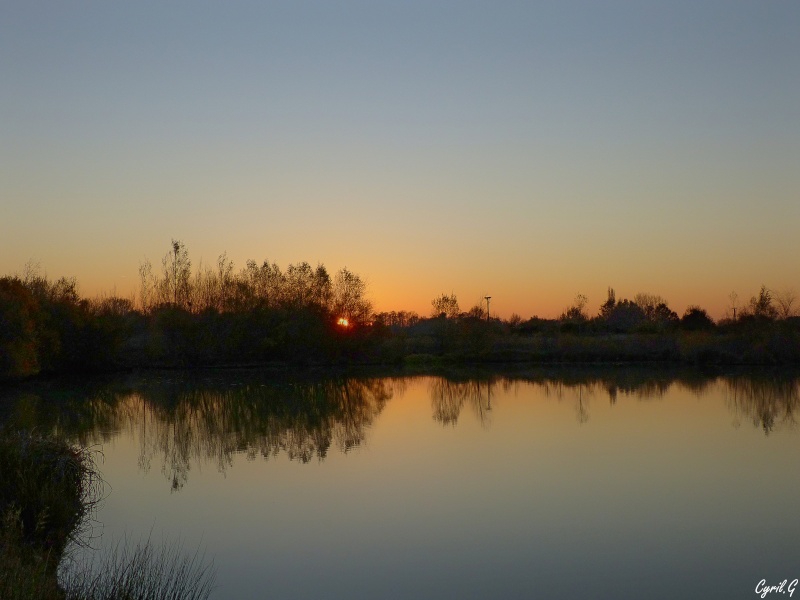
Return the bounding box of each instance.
[2,369,798,600]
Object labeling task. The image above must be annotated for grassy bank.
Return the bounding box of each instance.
[0,431,98,600]
[0,430,215,600]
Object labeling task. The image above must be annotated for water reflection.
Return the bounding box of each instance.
[0,373,393,491]
[1,368,798,491]
[725,374,799,435]
[429,378,492,426]
[424,367,800,428]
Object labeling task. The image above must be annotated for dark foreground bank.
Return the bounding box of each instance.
[0,430,215,600]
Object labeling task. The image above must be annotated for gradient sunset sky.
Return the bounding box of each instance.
[2,2,799,318]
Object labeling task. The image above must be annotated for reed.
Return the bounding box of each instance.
[60,535,216,600]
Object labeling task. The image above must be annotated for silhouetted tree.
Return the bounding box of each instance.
[774,288,797,319]
[311,264,334,310]
[465,302,486,320]
[333,267,371,324]
[651,303,679,327]
[284,261,315,309]
[431,293,460,319]
[630,299,680,331]
[0,277,41,379]
[748,285,777,320]
[599,287,616,319]
[560,294,588,322]
[377,310,420,327]
[216,252,235,310]
[633,293,668,321]
[160,239,192,309]
[507,313,522,327]
[728,291,739,320]
[605,299,646,332]
[680,306,715,331]
[251,259,285,308]
[138,258,155,313]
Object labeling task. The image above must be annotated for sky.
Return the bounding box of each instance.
[2,1,799,319]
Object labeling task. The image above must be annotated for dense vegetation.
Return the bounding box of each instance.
[0,241,380,379]
[2,242,800,381]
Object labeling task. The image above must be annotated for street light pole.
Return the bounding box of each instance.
[485,296,491,322]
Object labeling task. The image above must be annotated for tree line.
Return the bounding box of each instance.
[2,242,800,380]
[397,285,800,365]
[0,241,379,379]
[137,240,372,322]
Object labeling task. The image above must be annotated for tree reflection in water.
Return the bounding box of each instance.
[724,375,799,435]
[429,378,493,427]
[0,373,393,491]
[1,368,799,491]
[424,367,800,430]
[132,377,394,490]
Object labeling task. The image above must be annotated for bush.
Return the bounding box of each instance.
[680,306,715,331]
[0,431,99,555]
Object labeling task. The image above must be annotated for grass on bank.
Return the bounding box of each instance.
[0,429,216,600]
[1,430,98,600]
[60,535,216,600]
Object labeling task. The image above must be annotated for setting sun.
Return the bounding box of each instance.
[337,317,349,327]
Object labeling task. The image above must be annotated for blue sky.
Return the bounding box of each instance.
[2,1,799,317]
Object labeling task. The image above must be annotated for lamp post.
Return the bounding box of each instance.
[485,296,491,322]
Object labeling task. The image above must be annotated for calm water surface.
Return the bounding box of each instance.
[2,368,799,599]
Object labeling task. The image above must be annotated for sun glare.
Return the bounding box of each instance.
[337,317,349,327]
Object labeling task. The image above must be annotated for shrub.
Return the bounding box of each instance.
[0,431,99,555]
[680,306,715,331]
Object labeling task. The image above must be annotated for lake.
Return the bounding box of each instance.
[2,367,799,599]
